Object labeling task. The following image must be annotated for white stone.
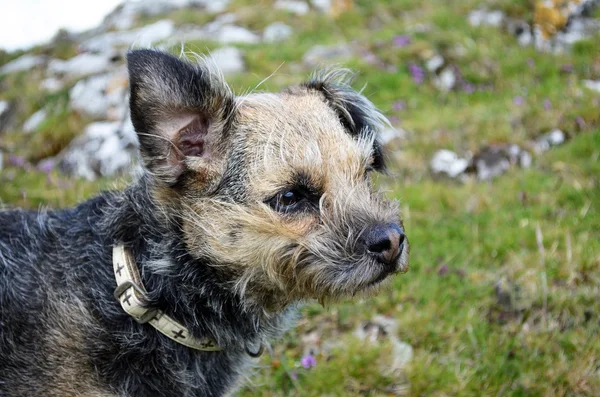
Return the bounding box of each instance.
[426,55,444,72]
[275,0,310,15]
[263,22,293,43]
[23,109,47,133]
[379,127,407,145]
[583,80,600,93]
[59,119,139,180]
[40,77,65,93]
[48,53,117,79]
[311,0,331,13]
[211,47,245,75]
[430,149,469,178]
[216,25,260,44]
[81,20,175,52]
[434,68,457,92]
[0,101,8,117]
[391,340,414,370]
[546,129,566,146]
[519,150,532,169]
[468,9,505,27]
[70,73,127,119]
[0,54,45,74]
[303,44,353,66]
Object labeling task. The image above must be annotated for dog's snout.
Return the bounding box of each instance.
[365,223,405,264]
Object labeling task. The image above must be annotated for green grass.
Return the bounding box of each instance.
[1,1,599,396]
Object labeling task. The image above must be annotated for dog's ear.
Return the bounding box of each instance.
[128,49,235,185]
[303,70,388,172]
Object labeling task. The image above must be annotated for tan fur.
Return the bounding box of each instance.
[175,89,408,310]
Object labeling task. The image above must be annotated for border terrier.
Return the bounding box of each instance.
[0,49,409,396]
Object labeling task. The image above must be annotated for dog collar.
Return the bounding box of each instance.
[112,245,220,352]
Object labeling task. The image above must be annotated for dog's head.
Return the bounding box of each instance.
[128,50,409,308]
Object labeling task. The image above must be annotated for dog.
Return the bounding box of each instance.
[0,49,409,396]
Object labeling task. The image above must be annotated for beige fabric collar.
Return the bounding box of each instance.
[112,245,220,351]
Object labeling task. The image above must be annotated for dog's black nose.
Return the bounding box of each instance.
[365,223,405,264]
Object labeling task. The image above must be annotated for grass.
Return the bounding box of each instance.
[1,1,599,395]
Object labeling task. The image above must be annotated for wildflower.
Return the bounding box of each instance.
[513,96,525,106]
[392,100,407,112]
[301,354,317,369]
[8,155,26,167]
[543,99,552,110]
[408,63,425,85]
[393,35,411,48]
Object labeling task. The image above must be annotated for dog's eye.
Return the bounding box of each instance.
[269,190,302,212]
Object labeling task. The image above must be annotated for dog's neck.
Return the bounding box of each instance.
[104,176,295,352]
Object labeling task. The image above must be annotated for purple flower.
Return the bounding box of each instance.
[513,96,525,106]
[8,155,26,167]
[408,63,425,85]
[290,371,298,381]
[393,35,411,48]
[37,158,55,173]
[438,264,449,276]
[392,100,407,112]
[543,99,552,111]
[575,116,586,129]
[463,83,475,94]
[301,354,317,369]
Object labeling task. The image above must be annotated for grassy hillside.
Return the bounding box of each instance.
[1,1,599,395]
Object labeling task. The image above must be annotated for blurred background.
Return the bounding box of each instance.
[1,0,599,395]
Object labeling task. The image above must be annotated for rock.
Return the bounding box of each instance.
[303,44,353,67]
[59,118,139,180]
[433,68,457,92]
[471,146,512,181]
[275,0,310,15]
[583,79,600,93]
[468,9,505,27]
[532,129,566,154]
[23,109,47,133]
[48,52,120,79]
[430,149,469,178]
[81,20,175,53]
[0,54,45,75]
[519,150,532,169]
[168,23,260,46]
[211,47,245,75]
[40,77,65,93]
[263,22,293,43]
[310,0,331,13]
[70,70,128,120]
[425,54,444,73]
[215,25,260,44]
[379,127,407,145]
[355,315,413,372]
[0,100,15,132]
[504,18,534,47]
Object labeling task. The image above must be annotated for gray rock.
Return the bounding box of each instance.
[532,129,566,154]
[310,0,331,13]
[0,54,45,75]
[468,9,505,27]
[48,52,119,79]
[81,20,175,52]
[583,79,600,93]
[430,149,469,178]
[303,44,353,66]
[275,0,310,15]
[211,47,245,75]
[379,127,407,145]
[23,109,47,133]
[215,25,260,44]
[59,118,139,180]
[0,100,15,132]
[433,68,457,92]
[519,150,532,169]
[40,77,65,93]
[263,22,293,43]
[425,54,444,73]
[70,71,128,120]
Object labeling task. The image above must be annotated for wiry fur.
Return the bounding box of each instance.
[0,49,409,396]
